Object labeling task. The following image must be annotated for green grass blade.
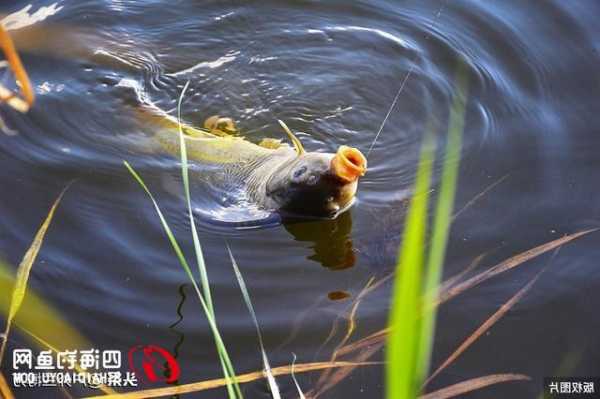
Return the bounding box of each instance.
[387,60,470,398]
[176,81,214,314]
[175,83,242,399]
[227,245,280,399]
[417,61,469,382]
[123,161,241,398]
[0,184,69,365]
[386,132,435,399]
[124,161,199,290]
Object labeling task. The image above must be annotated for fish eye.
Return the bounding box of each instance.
[307,174,318,185]
[293,166,307,179]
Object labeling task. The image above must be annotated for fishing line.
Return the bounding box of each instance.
[366,0,447,159]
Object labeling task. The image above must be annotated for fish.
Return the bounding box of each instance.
[136,104,367,219]
[0,18,366,220]
[0,10,368,220]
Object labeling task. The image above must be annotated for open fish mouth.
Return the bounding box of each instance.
[331,146,367,183]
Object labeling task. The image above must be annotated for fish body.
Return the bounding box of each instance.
[138,104,366,219]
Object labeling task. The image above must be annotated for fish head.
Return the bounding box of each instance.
[266,145,367,219]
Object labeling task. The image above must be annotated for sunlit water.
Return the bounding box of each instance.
[1,1,600,397]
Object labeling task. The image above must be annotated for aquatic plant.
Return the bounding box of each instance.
[123,82,256,399]
[0,186,67,364]
[85,360,378,399]
[0,188,65,399]
[385,59,469,399]
[0,185,118,397]
[124,163,243,398]
[175,81,244,398]
[227,246,281,398]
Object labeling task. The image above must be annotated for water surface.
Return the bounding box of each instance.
[1,1,600,397]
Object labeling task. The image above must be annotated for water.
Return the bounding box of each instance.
[1,1,599,397]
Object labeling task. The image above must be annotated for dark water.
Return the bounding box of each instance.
[1,0,600,398]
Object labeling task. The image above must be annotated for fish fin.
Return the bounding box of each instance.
[178,124,212,138]
[204,115,238,137]
[278,119,305,155]
[258,138,283,149]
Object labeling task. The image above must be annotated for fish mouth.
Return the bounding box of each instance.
[330,146,367,183]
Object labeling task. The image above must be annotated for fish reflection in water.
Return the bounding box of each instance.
[284,210,356,269]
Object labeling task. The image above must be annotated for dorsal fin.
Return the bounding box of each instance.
[278,119,305,155]
[204,115,238,137]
